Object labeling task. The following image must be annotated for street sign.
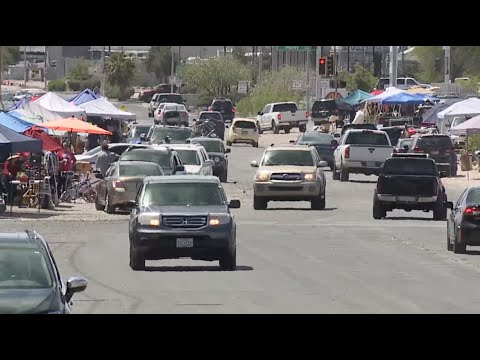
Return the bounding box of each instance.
[277,46,313,51]
[238,81,248,94]
[292,80,303,90]
[319,79,330,88]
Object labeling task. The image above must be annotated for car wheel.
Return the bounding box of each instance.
[451,166,457,177]
[433,194,447,220]
[257,124,263,134]
[453,230,467,254]
[104,194,115,214]
[311,193,326,210]
[339,166,349,182]
[253,142,259,148]
[148,112,153,118]
[94,193,105,211]
[272,121,279,134]
[447,222,453,251]
[284,127,291,134]
[332,163,340,180]
[219,247,236,271]
[129,242,145,271]
[253,196,267,210]
[373,191,386,219]
[226,141,232,146]
[219,172,228,183]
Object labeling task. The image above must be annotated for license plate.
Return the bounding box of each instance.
[367,161,376,167]
[176,238,193,248]
[398,196,416,202]
[241,130,248,135]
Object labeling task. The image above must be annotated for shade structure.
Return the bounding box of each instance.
[406,87,433,95]
[23,128,62,152]
[31,92,87,119]
[78,97,136,121]
[371,89,384,95]
[366,87,406,103]
[381,92,427,105]
[437,97,480,119]
[0,123,42,154]
[450,114,480,135]
[0,111,37,133]
[342,90,373,106]
[39,117,112,135]
[69,88,100,105]
[421,98,463,124]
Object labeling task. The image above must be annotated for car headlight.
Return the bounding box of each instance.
[255,171,270,182]
[138,212,161,226]
[214,157,220,163]
[209,214,231,226]
[303,173,316,181]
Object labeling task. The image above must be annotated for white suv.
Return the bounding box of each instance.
[155,143,214,175]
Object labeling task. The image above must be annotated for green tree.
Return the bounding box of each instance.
[2,46,21,71]
[67,59,91,81]
[232,46,248,65]
[146,46,172,82]
[105,53,136,100]
[339,63,378,92]
[182,56,251,95]
[412,46,443,82]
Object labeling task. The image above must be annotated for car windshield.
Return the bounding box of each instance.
[233,121,256,129]
[0,248,54,289]
[119,163,163,177]
[175,149,200,165]
[131,126,151,138]
[199,112,222,121]
[165,105,185,111]
[262,150,314,166]
[299,133,333,144]
[193,141,223,153]
[152,128,192,142]
[383,159,437,175]
[212,100,232,111]
[417,136,453,150]
[142,182,225,206]
[345,132,390,146]
[85,146,101,156]
[120,150,172,169]
[158,95,183,103]
[397,139,413,148]
[312,100,335,112]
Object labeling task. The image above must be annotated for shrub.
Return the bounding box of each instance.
[81,77,101,91]
[67,80,82,92]
[467,134,480,153]
[105,85,134,101]
[48,79,67,92]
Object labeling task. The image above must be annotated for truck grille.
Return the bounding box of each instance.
[270,173,302,181]
[162,216,207,228]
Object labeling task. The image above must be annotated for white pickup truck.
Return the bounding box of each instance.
[256,102,308,134]
[332,129,393,182]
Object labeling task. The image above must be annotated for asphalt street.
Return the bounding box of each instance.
[3,101,480,313]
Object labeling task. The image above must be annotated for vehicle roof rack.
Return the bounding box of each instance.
[391,153,429,158]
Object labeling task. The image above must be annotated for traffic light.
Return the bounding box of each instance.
[318,57,326,75]
[327,55,334,76]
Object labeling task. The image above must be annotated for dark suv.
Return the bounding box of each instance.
[188,137,230,182]
[209,98,235,122]
[119,147,185,175]
[128,175,240,271]
[0,230,88,314]
[410,134,457,177]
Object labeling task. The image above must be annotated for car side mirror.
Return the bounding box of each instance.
[443,201,454,209]
[126,200,137,209]
[65,276,88,302]
[225,148,231,153]
[289,140,295,144]
[250,160,259,167]
[439,171,447,178]
[225,125,229,128]
[176,165,185,172]
[228,199,241,209]
[318,160,328,167]
[257,111,263,116]
[95,173,104,179]
[205,160,214,166]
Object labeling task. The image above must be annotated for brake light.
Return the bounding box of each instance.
[232,108,236,113]
[464,206,480,215]
[277,113,282,120]
[414,146,424,153]
[344,145,350,159]
[113,180,125,189]
[393,148,398,153]
[305,111,309,118]
[208,107,212,111]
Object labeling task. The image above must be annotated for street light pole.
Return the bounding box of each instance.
[443,46,451,84]
[44,46,48,91]
[170,46,175,93]
[24,46,27,86]
[306,48,311,118]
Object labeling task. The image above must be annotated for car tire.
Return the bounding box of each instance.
[284,127,291,134]
[148,112,153,118]
[453,230,467,254]
[253,142,259,148]
[299,124,306,133]
[339,166,349,182]
[95,193,105,211]
[447,222,453,251]
[219,247,236,271]
[451,166,457,177]
[328,162,334,172]
[332,163,340,180]
[373,191,386,219]
[226,141,232,146]
[272,121,279,134]
[104,194,115,214]
[311,193,326,210]
[433,194,447,220]
[219,172,228,183]
[253,196,267,210]
[129,242,145,271]
[257,124,263,134]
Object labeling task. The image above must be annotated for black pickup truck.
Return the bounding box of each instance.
[373,154,448,220]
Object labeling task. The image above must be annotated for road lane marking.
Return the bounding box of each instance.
[237,220,445,228]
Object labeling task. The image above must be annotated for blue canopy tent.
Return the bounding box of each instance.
[342,90,373,106]
[0,123,42,154]
[0,111,37,133]
[69,88,99,105]
[7,97,30,111]
[421,98,463,124]
[381,92,429,105]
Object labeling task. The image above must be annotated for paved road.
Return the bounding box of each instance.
[4,101,480,313]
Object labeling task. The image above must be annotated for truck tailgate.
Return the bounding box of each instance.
[278,111,307,123]
[378,175,437,196]
[348,144,393,163]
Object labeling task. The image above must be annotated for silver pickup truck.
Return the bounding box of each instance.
[256,102,308,134]
[333,129,393,182]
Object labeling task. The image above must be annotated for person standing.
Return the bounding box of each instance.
[95,141,119,176]
[2,155,21,205]
[56,142,77,198]
[352,106,365,124]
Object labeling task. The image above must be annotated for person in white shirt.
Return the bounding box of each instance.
[352,107,365,124]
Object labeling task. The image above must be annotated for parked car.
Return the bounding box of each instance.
[76,143,146,166]
[127,175,240,271]
[146,126,193,145]
[226,118,259,147]
[156,143,214,175]
[94,161,164,213]
[0,230,88,314]
[209,97,235,122]
[188,137,230,182]
[295,131,337,170]
[444,186,480,253]
[119,147,185,175]
[148,93,184,116]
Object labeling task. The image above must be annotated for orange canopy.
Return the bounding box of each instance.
[38,117,112,135]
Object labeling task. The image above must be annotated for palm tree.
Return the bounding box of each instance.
[105,53,136,100]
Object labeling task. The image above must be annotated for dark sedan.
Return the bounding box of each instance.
[0,231,87,314]
[295,132,337,170]
[445,186,480,253]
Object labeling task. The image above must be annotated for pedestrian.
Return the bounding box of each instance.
[56,142,77,198]
[2,155,21,205]
[95,141,119,176]
[352,106,365,124]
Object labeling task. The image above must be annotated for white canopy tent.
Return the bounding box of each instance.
[437,97,480,119]
[78,97,136,121]
[32,92,87,120]
[365,87,407,103]
[450,114,480,135]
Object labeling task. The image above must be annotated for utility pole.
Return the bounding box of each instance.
[224,46,227,57]
[258,46,263,83]
[334,46,338,97]
[347,46,350,72]
[389,46,398,88]
[24,46,27,86]
[100,46,105,96]
[315,46,321,99]
[443,46,451,84]
[306,48,311,118]
[44,46,48,91]
[170,46,175,93]
[178,46,181,63]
